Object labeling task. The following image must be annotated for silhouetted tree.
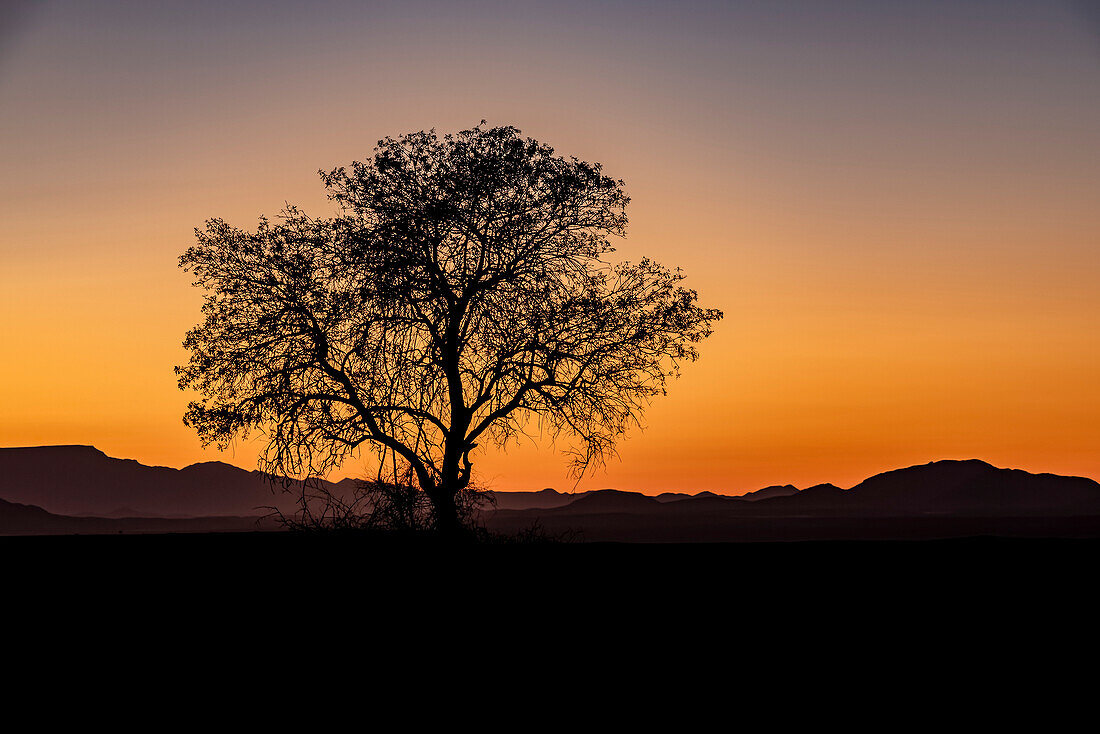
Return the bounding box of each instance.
[177,123,722,536]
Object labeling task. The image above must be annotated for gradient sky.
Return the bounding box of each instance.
[1,0,1098,492]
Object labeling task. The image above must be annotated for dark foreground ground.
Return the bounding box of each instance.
[6,531,1096,616]
[3,532,1096,706]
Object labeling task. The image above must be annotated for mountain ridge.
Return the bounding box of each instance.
[0,445,316,517]
[3,447,1100,538]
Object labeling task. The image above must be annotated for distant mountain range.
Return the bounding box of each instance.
[0,495,269,536]
[2,446,1099,540]
[488,459,1100,517]
[482,460,1100,541]
[0,445,317,517]
[489,484,798,510]
[487,460,1100,517]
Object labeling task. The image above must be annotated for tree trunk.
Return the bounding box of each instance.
[436,409,471,538]
[428,480,466,539]
[433,489,461,536]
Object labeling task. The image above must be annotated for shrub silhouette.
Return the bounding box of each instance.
[269,475,492,537]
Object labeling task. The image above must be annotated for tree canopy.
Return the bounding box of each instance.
[178,123,722,533]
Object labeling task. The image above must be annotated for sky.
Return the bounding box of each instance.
[1,0,1098,493]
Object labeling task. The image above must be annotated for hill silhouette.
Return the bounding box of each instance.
[0,496,59,532]
[0,445,319,517]
[487,488,591,511]
[740,460,1100,516]
[654,490,719,503]
[547,489,662,513]
[842,460,1100,514]
[0,495,268,536]
[739,484,800,501]
[486,484,788,510]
